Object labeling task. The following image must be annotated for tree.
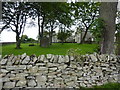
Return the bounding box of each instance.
[29,2,59,46]
[27,38,36,43]
[90,18,104,44]
[57,30,72,44]
[27,2,73,47]
[99,2,118,54]
[44,2,73,45]
[72,2,100,44]
[2,2,29,49]
[21,35,28,43]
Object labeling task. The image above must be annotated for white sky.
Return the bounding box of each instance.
[0,1,120,42]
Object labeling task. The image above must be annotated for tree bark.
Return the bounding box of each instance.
[116,31,120,55]
[100,2,118,54]
[38,13,41,45]
[80,27,89,44]
[16,33,21,49]
[49,24,53,45]
[40,15,45,47]
[15,13,21,49]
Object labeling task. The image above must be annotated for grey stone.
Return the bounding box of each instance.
[21,53,27,59]
[66,81,75,86]
[26,65,32,69]
[48,75,57,79]
[6,65,26,70]
[101,63,109,67]
[15,73,28,80]
[80,83,86,87]
[50,55,54,62]
[14,58,21,65]
[29,57,38,64]
[44,60,49,63]
[0,55,2,59]
[53,55,58,63]
[33,57,38,62]
[70,76,77,81]
[110,66,116,70]
[2,77,10,82]
[55,77,63,81]
[28,80,37,87]
[11,56,18,64]
[3,82,15,88]
[90,54,98,62]
[7,61,12,65]
[0,77,2,90]
[18,65,27,69]
[39,55,45,62]
[64,55,69,63]
[46,54,53,59]
[11,71,17,74]
[78,77,85,81]
[29,66,39,73]
[39,67,48,71]
[49,67,57,71]
[106,68,113,72]
[36,75,47,82]
[77,67,82,70]
[40,37,50,48]
[47,62,58,67]
[58,55,64,63]
[101,67,107,70]
[0,59,7,65]
[70,63,77,69]
[36,63,46,66]
[70,56,74,61]
[58,64,67,70]
[16,80,26,87]
[97,82,103,86]
[22,56,30,64]
[6,66,17,70]
[27,76,35,79]
[1,69,9,73]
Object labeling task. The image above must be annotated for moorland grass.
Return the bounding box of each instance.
[2,43,98,56]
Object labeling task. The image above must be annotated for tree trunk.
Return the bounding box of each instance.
[62,40,64,45]
[16,33,21,49]
[100,2,118,54]
[49,25,53,45]
[116,31,120,55]
[40,15,45,47]
[38,13,41,46]
[80,27,89,44]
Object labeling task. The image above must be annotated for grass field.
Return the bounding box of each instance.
[2,43,98,56]
[80,83,120,90]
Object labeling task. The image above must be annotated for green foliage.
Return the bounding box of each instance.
[27,38,36,43]
[21,35,36,43]
[21,35,28,43]
[67,48,84,63]
[72,2,100,29]
[90,18,105,43]
[57,30,72,43]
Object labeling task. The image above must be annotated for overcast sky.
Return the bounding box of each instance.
[0,1,120,42]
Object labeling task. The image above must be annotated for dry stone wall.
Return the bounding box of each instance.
[0,53,120,89]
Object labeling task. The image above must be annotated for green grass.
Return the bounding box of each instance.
[80,83,120,90]
[2,43,98,56]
